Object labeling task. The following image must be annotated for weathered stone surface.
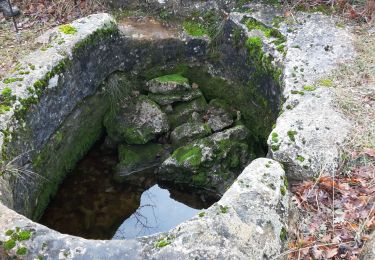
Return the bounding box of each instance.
[114,143,170,183]
[361,233,375,260]
[104,95,169,144]
[262,10,353,180]
[167,96,207,129]
[0,158,288,259]
[148,89,203,106]
[170,122,212,148]
[146,74,190,94]
[206,99,235,132]
[159,125,252,193]
[230,4,353,180]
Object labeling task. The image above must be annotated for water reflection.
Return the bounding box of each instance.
[39,139,218,240]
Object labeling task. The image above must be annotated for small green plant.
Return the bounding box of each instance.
[16,247,27,255]
[296,155,305,162]
[280,227,287,241]
[3,77,23,84]
[4,239,16,250]
[198,212,205,217]
[183,21,208,37]
[59,24,77,35]
[291,90,305,95]
[271,132,279,143]
[303,85,316,91]
[155,236,173,248]
[318,78,333,87]
[280,185,286,196]
[287,130,297,142]
[219,205,229,214]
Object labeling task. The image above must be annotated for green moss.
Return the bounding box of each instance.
[243,17,286,43]
[28,64,36,70]
[59,24,77,35]
[0,104,11,114]
[192,172,207,185]
[16,247,27,255]
[155,237,172,248]
[31,93,108,220]
[118,143,164,168]
[172,145,202,167]
[4,239,16,250]
[271,132,279,143]
[5,230,14,236]
[219,205,229,214]
[141,61,280,157]
[183,20,208,37]
[291,90,304,95]
[280,227,287,241]
[72,23,119,55]
[155,74,189,84]
[287,130,297,142]
[3,77,23,84]
[198,212,205,217]
[271,144,280,151]
[296,155,305,162]
[271,16,284,28]
[283,177,289,188]
[280,185,286,196]
[318,79,333,87]
[246,37,263,55]
[303,85,316,91]
[16,230,31,241]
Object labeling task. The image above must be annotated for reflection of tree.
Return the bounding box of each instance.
[114,190,158,239]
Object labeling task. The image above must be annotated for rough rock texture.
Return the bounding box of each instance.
[107,0,237,17]
[146,74,190,94]
[0,158,288,259]
[170,122,212,148]
[361,233,375,260]
[167,96,207,129]
[206,99,235,132]
[148,88,203,106]
[114,143,170,183]
[104,95,170,144]
[0,13,208,218]
[160,125,252,193]
[0,3,357,259]
[230,4,353,180]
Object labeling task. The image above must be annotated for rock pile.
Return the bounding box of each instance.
[103,73,254,191]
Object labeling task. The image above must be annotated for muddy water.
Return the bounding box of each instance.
[39,139,218,240]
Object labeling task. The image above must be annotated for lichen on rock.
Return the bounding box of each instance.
[104,95,170,144]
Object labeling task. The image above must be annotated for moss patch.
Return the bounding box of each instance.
[172,145,202,167]
[155,74,189,84]
[59,24,77,35]
[183,21,208,37]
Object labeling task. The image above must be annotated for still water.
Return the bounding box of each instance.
[39,139,218,240]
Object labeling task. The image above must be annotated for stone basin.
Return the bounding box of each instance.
[0,2,354,259]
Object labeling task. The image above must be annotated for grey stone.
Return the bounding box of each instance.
[170,122,212,148]
[146,74,191,94]
[167,96,208,129]
[0,158,288,259]
[361,233,375,260]
[0,0,20,17]
[148,89,203,106]
[206,99,235,132]
[114,143,170,183]
[159,125,253,193]
[104,95,170,144]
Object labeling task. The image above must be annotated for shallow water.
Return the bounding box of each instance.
[39,139,218,240]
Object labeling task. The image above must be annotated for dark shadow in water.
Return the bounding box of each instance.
[39,139,219,240]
